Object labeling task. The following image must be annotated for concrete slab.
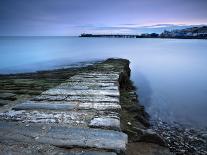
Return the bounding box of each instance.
[43,89,120,97]
[13,101,121,111]
[12,101,77,111]
[0,121,127,152]
[66,95,119,103]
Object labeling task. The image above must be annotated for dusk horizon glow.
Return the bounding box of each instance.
[0,0,207,36]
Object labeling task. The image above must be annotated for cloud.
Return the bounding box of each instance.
[1,0,207,35]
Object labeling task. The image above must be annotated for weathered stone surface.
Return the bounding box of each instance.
[33,95,67,101]
[33,92,120,104]
[0,110,120,130]
[79,72,119,77]
[126,142,173,155]
[0,121,127,152]
[0,93,16,100]
[78,102,121,111]
[60,152,117,155]
[69,72,119,78]
[57,82,119,90]
[68,152,117,155]
[66,95,119,103]
[90,117,120,130]
[67,78,118,83]
[0,110,92,126]
[13,101,121,111]
[133,128,166,146]
[12,101,77,111]
[43,89,120,97]
[63,81,117,87]
[0,141,117,155]
[0,59,131,154]
[0,99,11,106]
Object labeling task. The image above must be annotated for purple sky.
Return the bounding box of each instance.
[0,0,207,36]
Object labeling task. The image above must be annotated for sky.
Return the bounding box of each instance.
[0,0,207,36]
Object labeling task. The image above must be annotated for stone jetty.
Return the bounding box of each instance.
[0,59,130,155]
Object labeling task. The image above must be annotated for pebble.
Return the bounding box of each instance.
[127,122,132,126]
[35,136,39,140]
[42,126,46,130]
[201,133,207,139]
[151,120,207,155]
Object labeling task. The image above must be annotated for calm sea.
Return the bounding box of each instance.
[0,36,207,128]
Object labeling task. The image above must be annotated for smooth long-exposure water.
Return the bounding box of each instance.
[0,36,207,127]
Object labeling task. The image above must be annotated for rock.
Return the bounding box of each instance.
[126,142,173,155]
[12,101,77,111]
[0,141,118,155]
[201,133,207,140]
[78,102,121,111]
[139,129,166,146]
[0,110,93,127]
[134,114,150,127]
[89,117,120,130]
[0,99,11,106]
[66,95,119,103]
[65,152,117,155]
[58,83,119,91]
[151,120,207,154]
[0,58,131,154]
[127,122,132,126]
[0,121,128,152]
[0,93,16,101]
[0,109,121,130]
[43,89,120,97]
[33,95,67,101]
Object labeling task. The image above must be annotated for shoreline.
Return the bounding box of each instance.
[151,120,207,155]
[0,58,206,154]
[0,58,171,155]
[79,34,207,40]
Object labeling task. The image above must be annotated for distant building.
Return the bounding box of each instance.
[160,26,207,38]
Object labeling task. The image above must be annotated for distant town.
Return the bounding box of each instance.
[80,26,207,39]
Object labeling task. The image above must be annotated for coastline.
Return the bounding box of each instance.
[0,58,171,154]
[0,58,206,155]
[79,34,207,40]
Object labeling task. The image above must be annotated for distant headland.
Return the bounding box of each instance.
[80,26,207,39]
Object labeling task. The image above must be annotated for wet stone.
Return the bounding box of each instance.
[61,152,117,155]
[0,121,128,152]
[67,79,118,84]
[78,102,121,111]
[57,83,119,91]
[0,93,16,100]
[0,99,11,106]
[70,74,119,80]
[63,81,117,87]
[89,117,120,130]
[0,110,93,126]
[13,101,121,111]
[33,95,67,101]
[0,110,121,130]
[12,101,77,111]
[43,89,120,97]
[66,95,119,103]
[0,59,130,154]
